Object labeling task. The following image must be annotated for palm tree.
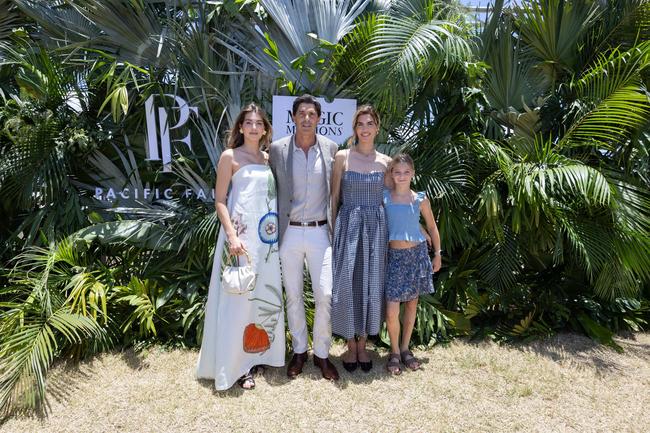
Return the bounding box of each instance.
[458,0,650,342]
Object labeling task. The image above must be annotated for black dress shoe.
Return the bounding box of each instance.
[287,352,308,379]
[342,360,358,372]
[359,360,373,372]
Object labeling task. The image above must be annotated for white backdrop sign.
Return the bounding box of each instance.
[271,95,357,144]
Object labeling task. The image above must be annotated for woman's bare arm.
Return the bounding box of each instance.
[382,153,394,189]
[215,149,246,255]
[330,150,346,221]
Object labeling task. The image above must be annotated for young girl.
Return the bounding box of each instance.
[383,153,442,375]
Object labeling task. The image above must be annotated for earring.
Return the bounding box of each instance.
[261,131,266,135]
[239,129,243,133]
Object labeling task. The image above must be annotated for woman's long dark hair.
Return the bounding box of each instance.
[227,103,273,149]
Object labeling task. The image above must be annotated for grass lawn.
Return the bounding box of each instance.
[4,333,649,433]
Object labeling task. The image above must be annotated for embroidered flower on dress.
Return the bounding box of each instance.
[258,212,279,244]
[231,212,247,236]
[267,172,277,200]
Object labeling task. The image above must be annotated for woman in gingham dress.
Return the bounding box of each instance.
[331,105,391,373]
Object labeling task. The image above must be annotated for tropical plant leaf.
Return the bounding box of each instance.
[0,305,104,414]
[361,12,471,114]
[516,0,601,80]
[577,312,623,352]
[15,0,170,67]
[562,42,650,147]
[0,0,20,42]
[73,221,181,251]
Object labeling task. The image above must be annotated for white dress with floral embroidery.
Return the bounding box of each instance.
[196,164,284,390]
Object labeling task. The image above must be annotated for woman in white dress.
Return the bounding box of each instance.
[196,104,285,390]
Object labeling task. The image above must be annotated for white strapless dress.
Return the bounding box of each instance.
[196,164,285,390]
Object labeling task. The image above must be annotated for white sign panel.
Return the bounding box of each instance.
[271,95,357,144]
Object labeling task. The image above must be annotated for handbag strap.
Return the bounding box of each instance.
[225,249,253,267]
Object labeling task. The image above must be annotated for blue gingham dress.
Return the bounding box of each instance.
[332,171,388,339]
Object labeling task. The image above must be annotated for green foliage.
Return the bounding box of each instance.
[0,240,107,414]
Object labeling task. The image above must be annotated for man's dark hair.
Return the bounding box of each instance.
[292,94,322,117]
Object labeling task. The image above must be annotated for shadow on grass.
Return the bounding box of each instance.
[195,348,411,394]
[515,332,650,374]
[433,332,650,375]
[118,349,150,370]
[330,350,427,389]
[196,364,294,398]
[4,358,98,423]
[41,349,149,411]
[47,360,94,405]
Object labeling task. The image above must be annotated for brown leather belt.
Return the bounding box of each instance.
[289,220,328,227]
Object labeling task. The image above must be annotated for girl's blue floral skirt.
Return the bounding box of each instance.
[385,241,434,302]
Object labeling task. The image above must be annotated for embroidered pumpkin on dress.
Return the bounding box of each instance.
[243,323,270,353]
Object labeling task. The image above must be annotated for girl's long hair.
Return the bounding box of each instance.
[226,103,273,149]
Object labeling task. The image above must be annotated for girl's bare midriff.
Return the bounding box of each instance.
[389,240,420,249]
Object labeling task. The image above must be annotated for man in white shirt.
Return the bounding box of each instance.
[269,95,339,381]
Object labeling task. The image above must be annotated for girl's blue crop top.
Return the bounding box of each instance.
[383,190,426,242]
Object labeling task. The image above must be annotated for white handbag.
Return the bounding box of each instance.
[221,250,256,294]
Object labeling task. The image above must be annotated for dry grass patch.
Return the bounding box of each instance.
[3,333,649,433]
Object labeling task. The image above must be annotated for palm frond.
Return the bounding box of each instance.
[479,11,540,112]
[259,0,370,49]
[79,143,148,209]
[114,276,178,338]
[219,0,369,94]
[502,136,613,214]
[562,42,650,147]
[557,215,612,279]
[73,221,181,252]
[361,14,471,113]
[389,0,463,20]
[16,0,169,67]
[0,0,20,42]
[13,0,102,48]
[593,260,641,301]
[607,173,650,234]
[516,0,601,79]
[0,301,104,414]
[614,230,650,283]
[586,0,650,56]
[331,12,381,92]
[510,159,611,208]
[477,227,522,293]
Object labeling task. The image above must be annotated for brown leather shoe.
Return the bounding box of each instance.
[287,352,308,379]
[313,355,340,381]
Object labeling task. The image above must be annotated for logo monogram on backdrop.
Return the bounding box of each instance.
[94,94,203,202]
[144,94,198,172]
